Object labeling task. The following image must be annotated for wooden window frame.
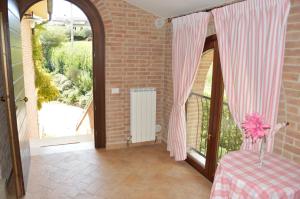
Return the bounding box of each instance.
[186,34,224,182]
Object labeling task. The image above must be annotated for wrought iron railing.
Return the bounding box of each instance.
[186,92,243,161]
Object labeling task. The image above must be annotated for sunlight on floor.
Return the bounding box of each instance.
[38,102,92,138]
[30,135,94,156]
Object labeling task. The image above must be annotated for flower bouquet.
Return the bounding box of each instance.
[242,113,270,166]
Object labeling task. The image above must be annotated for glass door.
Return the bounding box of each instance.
[186,35,243,181]
[186,35,223,180]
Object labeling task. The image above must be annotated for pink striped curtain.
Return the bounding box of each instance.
[168,13,210,161]
[212,0,290,152]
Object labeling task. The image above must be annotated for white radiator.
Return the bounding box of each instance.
[130,88,156,143]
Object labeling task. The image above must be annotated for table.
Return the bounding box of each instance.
[210,150,300,199]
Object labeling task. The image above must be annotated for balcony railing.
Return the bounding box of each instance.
[186,92,243,162]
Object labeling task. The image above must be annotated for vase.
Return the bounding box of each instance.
[259,136,266,167]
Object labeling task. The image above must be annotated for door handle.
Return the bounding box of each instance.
[17,96,28,103]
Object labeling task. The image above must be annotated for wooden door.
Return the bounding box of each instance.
[186,35,224,181]
[0,0,30,197]
[186,35,243,181]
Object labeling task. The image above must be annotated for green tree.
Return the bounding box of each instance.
[33,25,60,109]
[39,27,66,71]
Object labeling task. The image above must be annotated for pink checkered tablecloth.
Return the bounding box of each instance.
[210,150,300,199]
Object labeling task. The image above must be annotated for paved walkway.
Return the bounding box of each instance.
[38,102,92,138]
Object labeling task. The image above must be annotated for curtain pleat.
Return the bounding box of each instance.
[212,0,290,152]
[168,13,210,161]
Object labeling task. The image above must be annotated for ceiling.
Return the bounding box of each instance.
[27,0,48,20]
[125,0,235,18]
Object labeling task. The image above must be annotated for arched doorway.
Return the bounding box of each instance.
[20,0,106,149]
[1,0,106,197]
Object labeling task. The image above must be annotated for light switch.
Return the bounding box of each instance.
[111,88,120,94]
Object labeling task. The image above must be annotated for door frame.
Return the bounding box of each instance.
[1,0,106,197]
[186,34,224,182]
[19,0,106,148]
[0,1,27,196]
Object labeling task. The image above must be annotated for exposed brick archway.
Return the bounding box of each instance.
[192,50,214,95]
[187,49,214,152]
[19,0,106,148]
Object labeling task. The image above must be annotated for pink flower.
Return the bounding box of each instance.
[242,113,270,142]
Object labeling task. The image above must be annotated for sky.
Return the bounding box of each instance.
[52,0,87,20]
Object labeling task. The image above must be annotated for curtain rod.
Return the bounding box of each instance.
[167,0,245,22]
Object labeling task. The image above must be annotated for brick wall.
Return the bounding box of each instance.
[274,0,300,164]
[90,0,169,147]
[21,19,39,139]
[162,24,172,142]
[16,0,299,160]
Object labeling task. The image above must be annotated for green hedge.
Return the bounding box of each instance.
[50,41,93,107]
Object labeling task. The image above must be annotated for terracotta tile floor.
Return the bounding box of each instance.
[23,144,212,199]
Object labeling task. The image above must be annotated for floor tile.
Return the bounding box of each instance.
[23,144,212,199]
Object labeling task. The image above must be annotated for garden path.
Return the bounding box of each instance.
[38,101,92,138]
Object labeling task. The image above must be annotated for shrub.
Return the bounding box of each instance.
[40,27,67,72]
[33,25,60,110]
[35,24,93,108]
[52,73,73,91]
[74,26,92,41]
[51,41,92,96]
[52,72,91,108]
[78,90,92,108]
